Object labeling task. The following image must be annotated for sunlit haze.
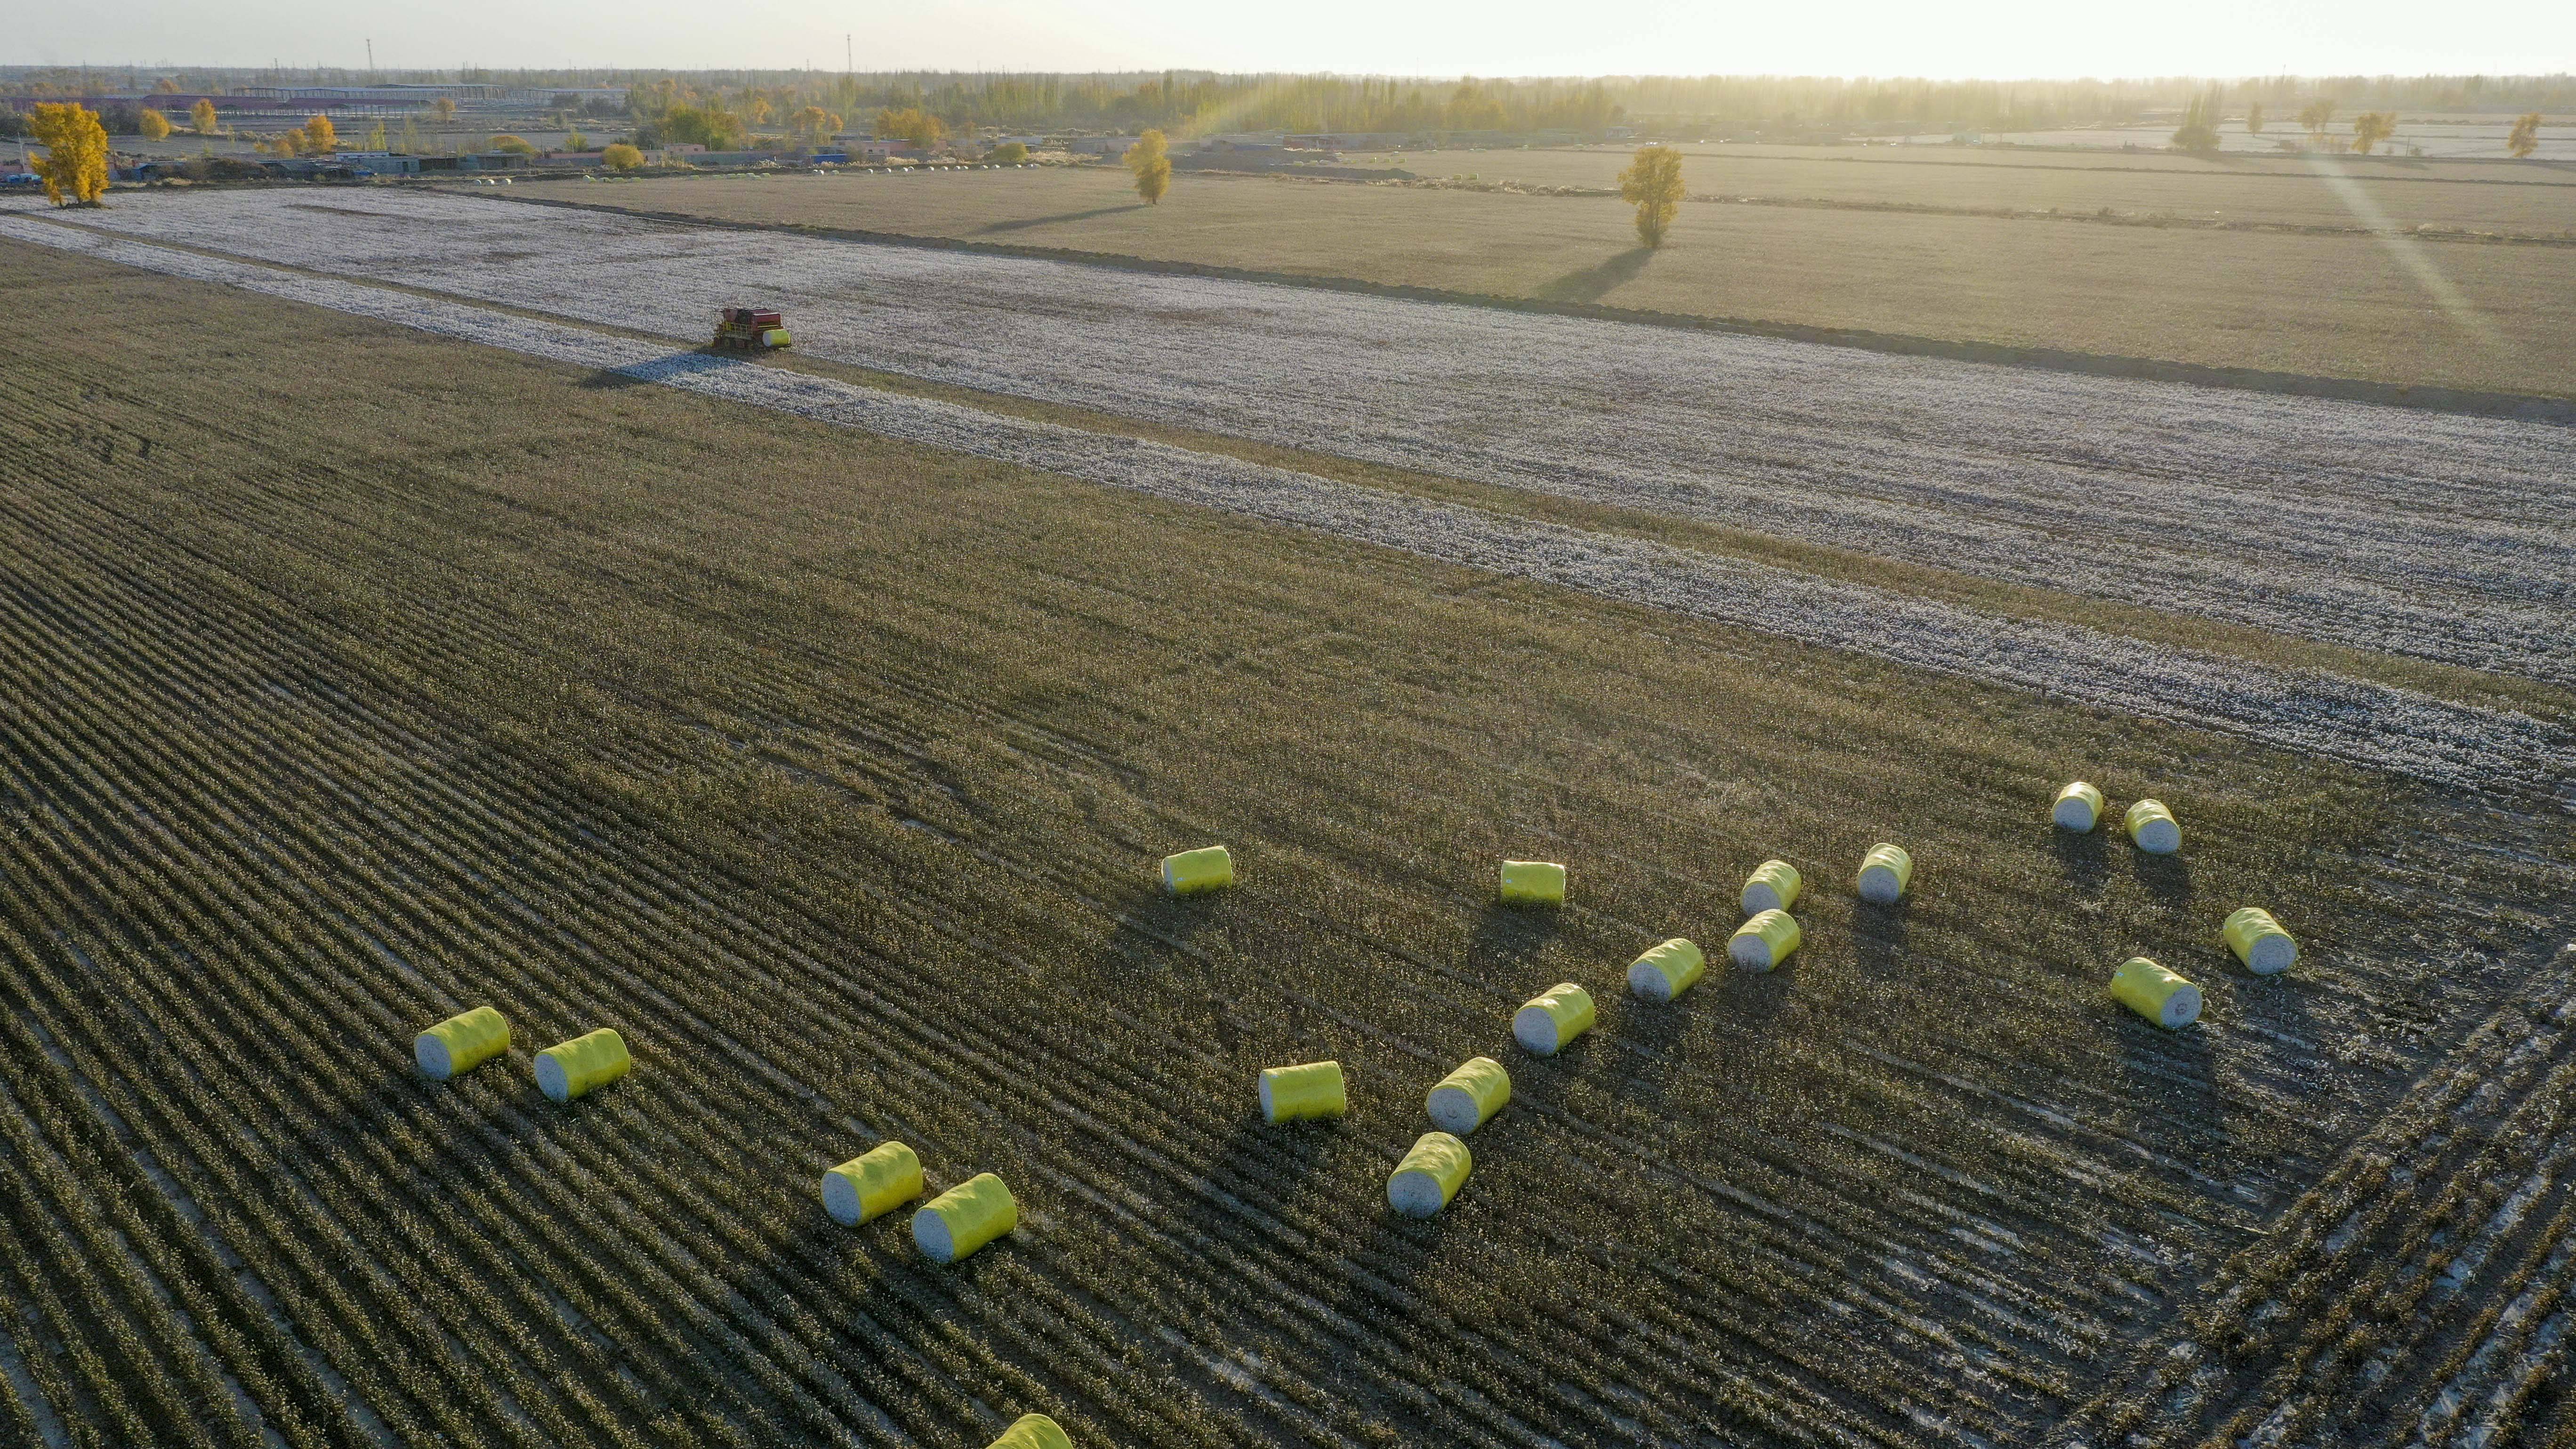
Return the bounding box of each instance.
[20,0,2576,76]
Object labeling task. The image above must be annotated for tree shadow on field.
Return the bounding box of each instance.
[974,204,1150,234]
[2053,827,2110,900]
[1534,247,1653,303]
[1467,902,1562,982]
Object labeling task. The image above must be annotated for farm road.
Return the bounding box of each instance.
[4,213,2565,800]
[21,186,2576,689]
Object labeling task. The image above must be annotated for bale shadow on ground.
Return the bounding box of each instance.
[2133,850,2196,906]
[1466,901,1564,982]
[1534,247,1653,303]
[2053,826,2111,899]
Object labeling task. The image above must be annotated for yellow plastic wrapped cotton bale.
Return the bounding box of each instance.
[414,1006,509,1081]
[822,1142,925,1226]
[1497,860,1566,906]
[1513,982,1595,1055]
[1386,1131,1473,1218]
[1739,859,1802,916]
[2223,908,2299,976]
[2125,799,2182,855]
[1626,938,1709,1003]
[987,1414,1074,1449]
[1161,845,1234,895]
[2053,781,2105,832]
[534,1028,630,1103]
[1425,1056,1511,1135]
[913,1172,1018,1264]
[1259,1061,1347,1123]
[1856,843,1913,904]
[1728,910,1803,972]
[2111,957,2203,1029]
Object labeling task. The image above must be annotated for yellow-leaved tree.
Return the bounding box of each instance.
[191,98,218,135]
[603,142,644,170]
[29,103,111,206]
[1618,143,1685,247]
[1126,129,1170,205]
[874,107,945,148]
[2507,113,2541,160]
[789,106,841,144]
[2351,111,2396,156]
[488,134,537,155]
[303,114,337,153]
[139,107,172,141]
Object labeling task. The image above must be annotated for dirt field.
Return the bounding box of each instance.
[3,234,2569,1448]
[551,164,2576,398]
[1378,144,2576,233]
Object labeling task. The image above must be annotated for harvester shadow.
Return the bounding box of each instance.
[1535,247,1653,303]
[2052,828,2110,899]
[974,203,1150,234]
[577,351,754,390]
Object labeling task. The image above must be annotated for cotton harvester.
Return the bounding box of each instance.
[711,307,792,351]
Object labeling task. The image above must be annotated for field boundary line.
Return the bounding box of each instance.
[473,189,2576,422]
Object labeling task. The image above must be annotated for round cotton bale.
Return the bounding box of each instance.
[1739,859,1803,915]
[1497,860,1566,906]
[1728,910,1803,972]
[1513,982,1595,1055]
[1425,1056,1511,1135]
[2053,781,2104,832]
[912,1172,1018,1264]
[1259,1061,1347,1123]
[534,1028,630,1104]
[1856,843,1913,904]
[2111,957,2203,1029]
[1161,845,1234,896]
[414,1006,509,1081]
[1386,1131,1473,1218]
[1626,938,1708,1003]
[987,1414,1074,1449]
[2125,799,2182,855]
[822,1141,925,1226]
[2223,907,2299,976]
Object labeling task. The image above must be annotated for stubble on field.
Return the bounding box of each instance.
[0,241,2569,1448]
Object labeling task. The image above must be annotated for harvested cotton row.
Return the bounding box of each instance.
[2126,799,2182,855]
[1856,843,1913,904]
[2053,781,2104,832]
[1425,1056,1511,1135]
[1161,845,1234,895]
[988,1414,1074,1449]
[2223,907,2299,976]
[415,1006,509,1081]
[1260,1061,1347,1122]
[1513,982,1595,1055]
[913,1172,1018,1264]
[1728,910,1803,972]
[1627,938,1709,1002]
[534,1028,630,1103]
[1739,859,1802,915]
[822,1141,924,1226]
[1498,860,1566,906]
[1387,1131,1473,1218]
[2111,957,2203,1029]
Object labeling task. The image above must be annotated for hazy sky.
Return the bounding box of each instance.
[21,0,2576,78]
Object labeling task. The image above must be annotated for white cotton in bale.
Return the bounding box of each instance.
[1727,910,1802,972]
[1739,859,1802,916]
[1425,1056,1511,1135]
[822,1141,925,1226]
[1626,938,1708,1002]
[1512,983,1594,1055]
[1386,1131,1472,1218]
[534,1028,630,1103]
[1855,843,1913,904]
[912,1172,1018,1264]
[414,1006,509,1081]
[2052,781,2104,832]
[2125,799,2182,855]
[2223,907,2299,976]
